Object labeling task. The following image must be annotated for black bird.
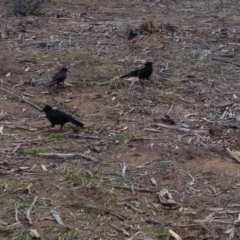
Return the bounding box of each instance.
[42,105,84,131]
[48,68,68,87]
[128,30,138,40]
[120,62,153,81]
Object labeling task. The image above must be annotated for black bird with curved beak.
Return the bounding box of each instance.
[120,62,153,86]
[48,68,68,87]
[42,105,84,131]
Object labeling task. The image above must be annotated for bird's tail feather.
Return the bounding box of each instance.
[70,118,84,127]
[48,79,58,87]
[120,73,131,79]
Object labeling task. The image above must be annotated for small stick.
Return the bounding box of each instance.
[26,196,38,225]
[7,221,22,230]
[12,143,21,153]
[15,205,19,222]
[124,203,144,214]
[69,134,116,141]
[111,185,154,193]
[110,224,130,237]
[169,229,182,240]
[79,204,126,221]
[145,123,209,134]
[0,87,42,111]
[38,152,98,162]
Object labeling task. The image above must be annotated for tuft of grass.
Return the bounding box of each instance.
[185,153,195,161]
[63,48,112,67]
[117,94,138,103]
[7,200,31,213]
[70,125,82,133]
[11,231,33,240]
[48,133,65,141]
[58,228,82,240]
[76,216,86,222]
[185,212,198,220]
[42,224,83,239]
[165,63,180,76]
[132,153,142,157]
[0,180,24,195]
[17,147,49,157]
[147,91,176,104]
[66,169,107,189]
[164,80,182,88]
[110,80,128,90]
[142,226,168,238]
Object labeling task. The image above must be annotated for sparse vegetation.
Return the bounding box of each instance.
[11,231,33,240]
[0,181,24,195]
[17,147,49,157]
[66,168,107,190]
[1,0,240,239]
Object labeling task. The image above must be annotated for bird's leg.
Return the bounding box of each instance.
[60,125,63,131]
[139,80,145,91]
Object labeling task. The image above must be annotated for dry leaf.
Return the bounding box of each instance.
[41,164,47,171]
[151,202,159,209]
[1,32,8,39]
[156,43,164,49]
[24,67,30,72]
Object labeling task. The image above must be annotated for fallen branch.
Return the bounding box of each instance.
[78,204,126,221]
[111,185,154,193]
[69,133,116,141]
[26,196,38,225]
[145,123,209,134]
[211,57,240,67]
[38,152,98,162]
[0,87,41,111]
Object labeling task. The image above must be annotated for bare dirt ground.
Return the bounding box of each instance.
[1,0,240,239]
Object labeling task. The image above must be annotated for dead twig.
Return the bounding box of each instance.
[38,152,98,162]
[169,229,182,240]
[0,87,41,111]
[145,123,209,134]
[110,224,130,237]
[26,196,38,225]
[79,204,126,221]
[69,133,116,141]
[111,185,154,193]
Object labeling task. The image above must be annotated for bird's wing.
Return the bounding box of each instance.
[52,71,62,80]
[48,110,71,120]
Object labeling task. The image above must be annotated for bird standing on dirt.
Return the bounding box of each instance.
[42,105,84,131]
[128,30,138,40]
[48,68,68,87]
[120,62,153,82]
